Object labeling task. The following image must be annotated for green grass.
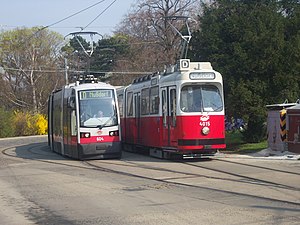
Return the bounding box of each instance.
[224,131,267,154]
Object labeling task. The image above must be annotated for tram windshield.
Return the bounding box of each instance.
[180,85,223,112]
[78,89,118,128]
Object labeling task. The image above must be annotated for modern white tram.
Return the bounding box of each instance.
[48,78,122,160]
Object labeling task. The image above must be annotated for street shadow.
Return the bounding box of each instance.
[10,138,215,164]
[14,142,70,161]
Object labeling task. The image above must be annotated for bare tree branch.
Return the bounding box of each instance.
[115,0,200,67]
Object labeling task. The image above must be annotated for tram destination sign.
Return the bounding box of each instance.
[79,90,112,99]
[189,72,215,80]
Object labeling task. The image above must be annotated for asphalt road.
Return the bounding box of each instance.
[0,136,299,225]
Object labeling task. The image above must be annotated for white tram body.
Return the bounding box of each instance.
[48,80,122,160]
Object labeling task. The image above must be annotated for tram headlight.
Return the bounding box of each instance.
[202,127,210,135]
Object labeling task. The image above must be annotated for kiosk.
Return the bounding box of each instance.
[266,101,296,151]
[287,103,300,153]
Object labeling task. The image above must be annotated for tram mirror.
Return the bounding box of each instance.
[67,96,75,108]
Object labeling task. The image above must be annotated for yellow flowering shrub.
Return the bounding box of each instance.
[13,111,48,136]
[34,114,48,135]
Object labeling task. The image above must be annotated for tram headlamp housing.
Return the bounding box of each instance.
[80,132,91,138]
[109,130,119,136]
[202,127,210,135]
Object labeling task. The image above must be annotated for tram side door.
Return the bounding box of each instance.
[47,95,53,148]
[161,86,177,147]
[134,92,141,145]
[66,93,77,158]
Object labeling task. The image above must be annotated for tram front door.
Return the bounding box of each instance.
[161,86,177,148]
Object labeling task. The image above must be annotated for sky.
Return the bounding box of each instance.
[0,0,134,37]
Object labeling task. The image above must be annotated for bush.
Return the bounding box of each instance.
[241,109,267,143]
[13,111,32,136]
[0,107,15,137]
[34,114,48,135]
[13,111,48,136]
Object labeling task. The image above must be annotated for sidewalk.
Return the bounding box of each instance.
[215,148,300,160]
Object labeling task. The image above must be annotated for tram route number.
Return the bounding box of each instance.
[97,137,104,142]
[80,90,112,99]
[200,121,210,126]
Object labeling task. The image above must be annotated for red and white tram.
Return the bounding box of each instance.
[48,77,122,160]
[117,59,226,159]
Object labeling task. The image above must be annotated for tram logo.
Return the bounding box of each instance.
[200,115,210,122]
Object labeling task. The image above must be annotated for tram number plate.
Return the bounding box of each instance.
[97,137,104,142]
[204,145,212,149]
[200,121,210,126]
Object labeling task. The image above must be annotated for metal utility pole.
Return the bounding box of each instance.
[65,58,69,85]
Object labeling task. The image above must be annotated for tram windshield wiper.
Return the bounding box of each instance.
[96,115,116,129]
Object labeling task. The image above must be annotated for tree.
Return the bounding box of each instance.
[115,0,200,69]
[190,0,300,142]
[63,34,133,85]
[0,27,65,113]
[62,35,96,82]
[92,34,130,73]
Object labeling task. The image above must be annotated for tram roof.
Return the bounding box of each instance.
[130,59,220,86]
[66,81,114,90]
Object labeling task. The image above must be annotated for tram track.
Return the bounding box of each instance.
[179,160,300,191]
[3,144,300,193]
[3,143,300,193]
[2,143,300,207]
[84,156,300,192]
[214,158,300,176]
[83,160,300,207]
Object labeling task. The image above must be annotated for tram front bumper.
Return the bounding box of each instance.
[78,142,122,159]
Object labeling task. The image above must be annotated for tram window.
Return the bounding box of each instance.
[150,86,159,114]
[118,94,123,117]
[67,96,75,108]
[141,88,150,115]
[71,110,76,136]
[180,85,223,112]
[162,90,167,127]
[127,92,133,116]
[202,86,223,112]
[78,89,118,128]
[53,96,62,135]
[70,90,76,108]
[170,89,176,127]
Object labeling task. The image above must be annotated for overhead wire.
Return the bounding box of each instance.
[81,0,118,31]
[2,0,156,75]
[11,0,107,45]
[39,0,106,32]
[0,1,107,32]
[2,67,152,75]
